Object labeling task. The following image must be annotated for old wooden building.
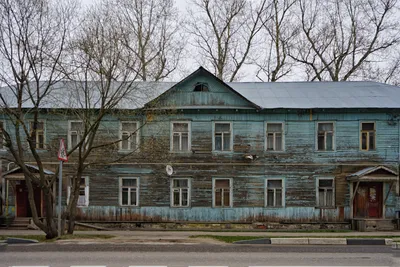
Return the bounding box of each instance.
[1,67,400,230]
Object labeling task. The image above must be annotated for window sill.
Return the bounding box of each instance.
[212,206,233,209]
[315,150,336,153]
[212,150,233,154]
[315,206,336,209]
[265,206,285,209]
[120,205,140,207]
[170,151,192,154]
[265,150,285,153]
[171,206,191,208]
[118,150,136,154]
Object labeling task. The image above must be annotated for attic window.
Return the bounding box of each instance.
[194,82,209,92]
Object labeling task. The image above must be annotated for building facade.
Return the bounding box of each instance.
[1,67,399,230]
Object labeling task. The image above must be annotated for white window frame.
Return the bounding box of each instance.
[360,121,376,151]
[265,122,285,152]
[316,121,335,151]
[212,178,233,208]
[29,120,46,149]
[119,121,140,151]
[67,176,89,207]
[0,120,5,150]
[68,120,85,150]
[170,178,191,207]
[265,178,285,207]
[170,121,191,152]
[119,177,139,206]
[316,177,335,208]
[212,121,233,152]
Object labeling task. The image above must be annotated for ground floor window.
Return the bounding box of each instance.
[213,178,232,207]
[67,176,89,207]
[120,177,139,206]
[171,178,190,207]
[316,177,335,207]
[266,179,284,207]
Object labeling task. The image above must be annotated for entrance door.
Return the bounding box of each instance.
[353,182,383,218]
[15,181,42,217]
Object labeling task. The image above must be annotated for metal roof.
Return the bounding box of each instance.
[1,79,400,110]
[347,165,397,179]
[2,163,55,177]
[227,81,400,109]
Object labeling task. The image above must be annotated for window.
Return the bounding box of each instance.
[266,123,283,151]
[193,82,209,92]
[67,176,89,207]
[317,122,334,151]
[120,178,139,206]
[360,122,375,151]
[171,122,191,152]
[316,178,335,207]
[265,179,284,207]
[68,121,84,149]
[120,122,139,151]
[171,178,190,207]
[30,121,45,149]
[213,122,232,151]
[0,121,4,149]
[213,178,232,207]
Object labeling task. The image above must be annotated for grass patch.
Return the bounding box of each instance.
[191,234,400,243]
[0,234,114,243]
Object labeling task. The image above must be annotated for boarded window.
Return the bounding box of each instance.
[120,178,138,206]
[171,178,190,207]
[214,179,232,207]
[266,179,283,207]
[121,122,138,151]
[214,123,231,151]
[317,122,334,151]
[361,122,375,151]
[30,121,45,149]
[317,178,334,207]
[172,122,190,151]
[266,123,283,151]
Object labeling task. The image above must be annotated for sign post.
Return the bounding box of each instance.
[57,139,68,237]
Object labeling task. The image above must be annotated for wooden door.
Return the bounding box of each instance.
[16,181,28,217]
[16,181,42,217]
[353,182,383,218]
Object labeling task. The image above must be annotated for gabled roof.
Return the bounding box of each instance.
[2,163,55,177]
[347,165,398,182]
[146,67,261,110]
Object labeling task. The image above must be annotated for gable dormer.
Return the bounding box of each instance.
[145,67,259,110]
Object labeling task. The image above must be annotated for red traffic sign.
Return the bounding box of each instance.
[57,139,68,162]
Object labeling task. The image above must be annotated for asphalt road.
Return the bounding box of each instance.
[1,243,399,267]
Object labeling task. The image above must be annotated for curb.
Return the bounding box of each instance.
[234,238,391,245]
[6,237,39,244]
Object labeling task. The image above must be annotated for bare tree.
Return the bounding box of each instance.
[186,0,269,82]
[0,0,78,238]
[290,0,400,81]
[112,0,185,81]
[255,0,298,82]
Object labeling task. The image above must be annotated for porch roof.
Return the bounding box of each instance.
[2,163,55,180]
[347,165,398,182]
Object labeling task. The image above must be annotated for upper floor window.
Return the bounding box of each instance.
[171,121,191,152]
[317,122,334,151]
[120,122,139,151]
[193,82,209,92]
[120,177,139,206]
[213,122,232,151]
[68,120,84,149]
[30,121,45,149]
[266,123,283,151]
[171,178,190,207]
[266,179,284,207]
[213,178,232,207]
[360,122,375,151]
[67,176,89,207]
[0,121,4,150]
[316,177,335,207]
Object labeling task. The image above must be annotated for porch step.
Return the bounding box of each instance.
[1,217,31,229]
[355,219,396,231]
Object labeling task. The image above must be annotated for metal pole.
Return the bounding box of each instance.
[57,160,63,237]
